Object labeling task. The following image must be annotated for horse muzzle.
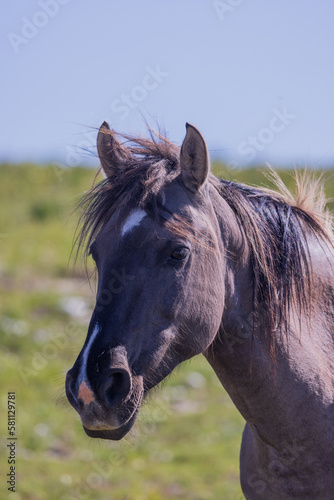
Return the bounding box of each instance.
[65,346,144,440]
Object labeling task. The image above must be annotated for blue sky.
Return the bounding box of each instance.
[1,0,334,168]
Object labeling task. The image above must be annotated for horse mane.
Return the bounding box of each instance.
[75,127,333,351]
[214,170,333,351]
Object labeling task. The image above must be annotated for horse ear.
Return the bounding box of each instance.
[180,123,210,192]
[97,121,130,178]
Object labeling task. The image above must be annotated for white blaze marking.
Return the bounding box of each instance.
[79,323,101,384]
[122,209,146,236]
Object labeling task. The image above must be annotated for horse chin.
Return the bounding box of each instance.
[82,405,140,440]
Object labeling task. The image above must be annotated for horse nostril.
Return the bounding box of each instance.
[97,368,132,408]
[65,370,81,410]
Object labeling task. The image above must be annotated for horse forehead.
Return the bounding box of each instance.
[121,209,147,237]
[162,182,212,224]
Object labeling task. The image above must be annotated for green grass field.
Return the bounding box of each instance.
[1,162,333,500]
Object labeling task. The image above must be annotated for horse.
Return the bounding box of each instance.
[65,121,334,499]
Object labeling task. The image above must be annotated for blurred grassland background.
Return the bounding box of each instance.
[1,162,334,500]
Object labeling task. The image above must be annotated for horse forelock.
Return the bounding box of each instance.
[74,128,185,260]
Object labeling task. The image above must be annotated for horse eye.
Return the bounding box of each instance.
[169,248,189,262]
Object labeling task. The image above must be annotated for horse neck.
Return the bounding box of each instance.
[204,186,334,447]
